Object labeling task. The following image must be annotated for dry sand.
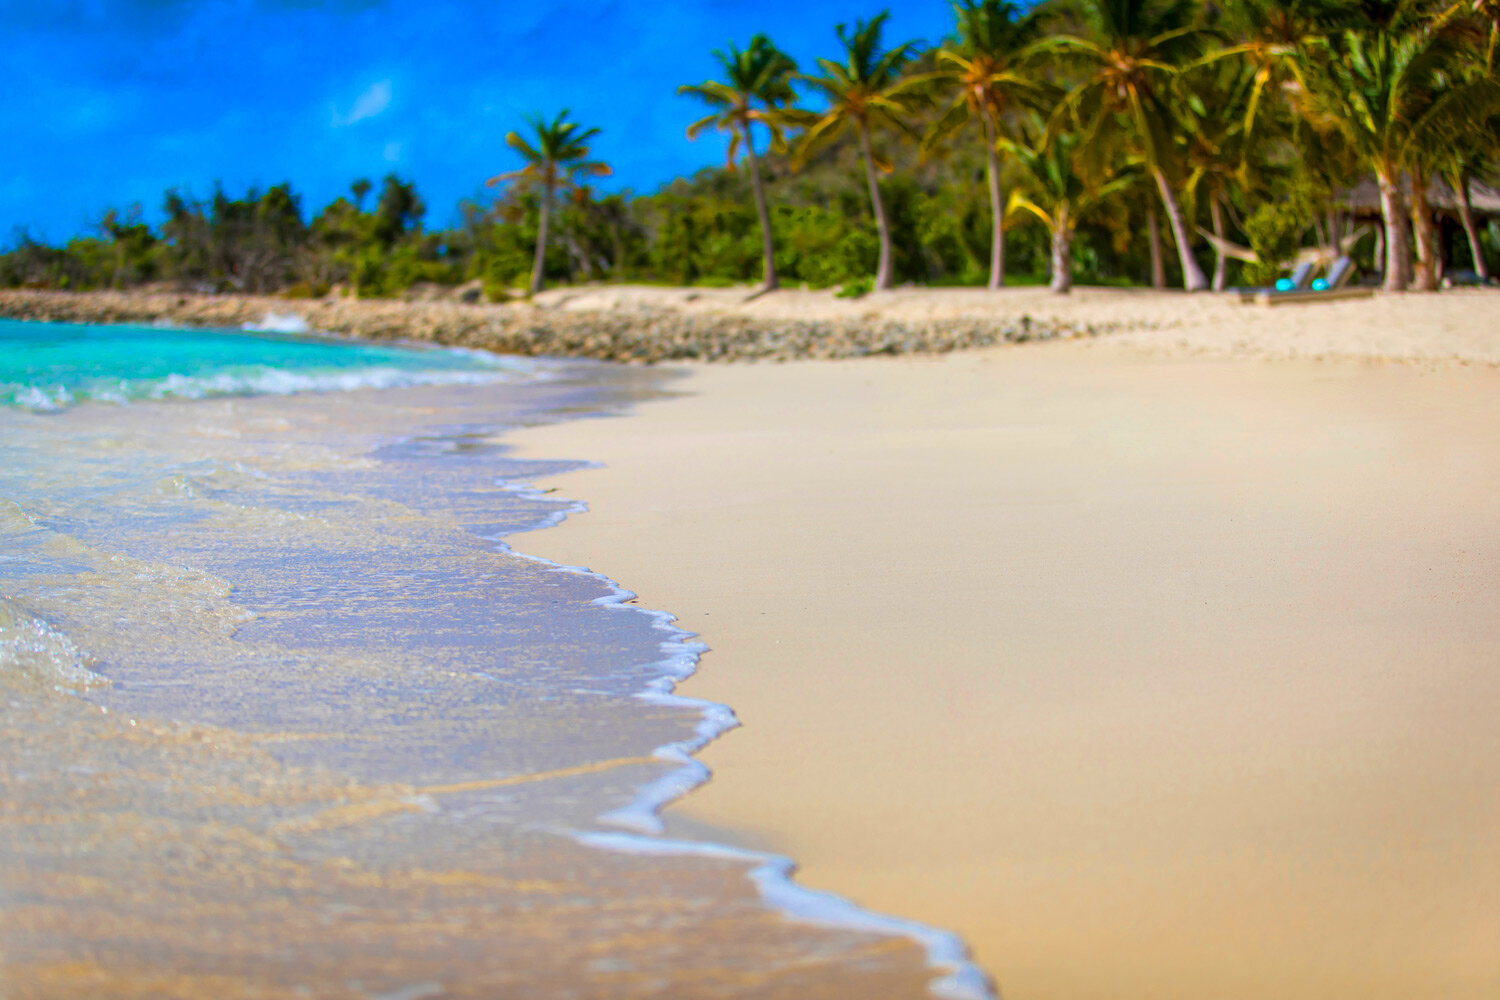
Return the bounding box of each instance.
[539,282,1500,364]
[508,287,1500,1000]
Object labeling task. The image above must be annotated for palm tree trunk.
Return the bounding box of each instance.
[1376,166,1411,291]
[857,121,895,291]
[983,108,1005,290]
[1050,210,1073,294]
[1147,203,1166,288]
[1209,195,1228,292]
[1152,167,1209,292]
[530,182,552,296]
[1409,168,1440,292]
[564,231,592,282]
[744,131,778,292]
[1452,171,1490,281]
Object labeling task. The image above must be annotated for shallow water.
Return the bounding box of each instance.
[0,320,971,998]
[0,317,523,410]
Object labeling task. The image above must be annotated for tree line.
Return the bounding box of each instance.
[4,0,1498,299]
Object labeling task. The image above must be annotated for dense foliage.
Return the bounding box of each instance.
[4,0,1497,297]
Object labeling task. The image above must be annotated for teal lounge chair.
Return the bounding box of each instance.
[1234,261,1317,303]
[1252,257,1372,306]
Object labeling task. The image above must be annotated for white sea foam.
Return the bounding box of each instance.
[4,362,538,413]
[489,475,995,1000]
[0,599,108,690]
[10,384,74,412]
[577,830,994,1000]
[140,365,519,401]
[242,311,312,334]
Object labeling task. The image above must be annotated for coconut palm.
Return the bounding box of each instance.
[1438,142,1496,281]
[1203,0,1346,140]
[1400,57,1500,288]
[1294,8,1468,290]
[1421,6,1500,281]
[927,0,1045,289]
[1434,0,1500,70]
[1044,0,1213,291]
[488,110,611,296]
[1177,59,1261,290]
[799,12,926,291]
[1004,120,1135,293]
[680,35,801,293]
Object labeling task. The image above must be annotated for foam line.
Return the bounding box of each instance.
[0,598,109,691]
[242,311,312,334]
[577,830,993,1000]
[492,468,996,1000]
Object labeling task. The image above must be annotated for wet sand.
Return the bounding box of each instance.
[508,320,1500,1000]
[0,370,941,999]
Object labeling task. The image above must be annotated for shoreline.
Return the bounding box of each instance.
[8,286,1497,994]
[0,369,952,999]
[501,473,993,1000]
[4,282,1499,366]
[506,337,1500,1000]
[0,287,1095,364]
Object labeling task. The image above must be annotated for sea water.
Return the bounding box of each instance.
[0,318,516,411]
[0,318,985,998]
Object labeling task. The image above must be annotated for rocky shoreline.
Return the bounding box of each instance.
[0,289,1095,363]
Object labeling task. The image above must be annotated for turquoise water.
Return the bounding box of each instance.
[0,317,529,410]
[0,318,984,998]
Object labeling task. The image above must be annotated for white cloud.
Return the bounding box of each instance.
[331,79,391,127]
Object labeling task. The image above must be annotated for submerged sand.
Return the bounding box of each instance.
[0,372,941,999]
[508,289,1500,1000]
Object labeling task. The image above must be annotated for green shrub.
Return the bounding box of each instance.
[1241,202,1307,286]
[282,281,327,299]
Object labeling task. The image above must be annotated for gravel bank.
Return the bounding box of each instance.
[0,289,1096,363]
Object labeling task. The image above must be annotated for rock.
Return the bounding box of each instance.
[0,289,1088,365]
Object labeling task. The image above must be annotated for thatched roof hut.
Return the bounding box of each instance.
[1343,176,1500,215]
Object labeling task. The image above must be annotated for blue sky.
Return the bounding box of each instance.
[5,0,958,241]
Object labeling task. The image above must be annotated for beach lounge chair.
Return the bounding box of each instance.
[1252,256,1372,306]
[1233,261,1316,303]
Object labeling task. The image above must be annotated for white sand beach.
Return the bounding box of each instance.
[537,282,1500,364]
[509,286,1500,1000]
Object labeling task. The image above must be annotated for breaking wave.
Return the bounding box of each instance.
[0,317,538,412]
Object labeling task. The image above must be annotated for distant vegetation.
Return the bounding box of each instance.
[3,0,1498,298]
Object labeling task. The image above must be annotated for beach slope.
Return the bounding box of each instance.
[508,293,1500,1000]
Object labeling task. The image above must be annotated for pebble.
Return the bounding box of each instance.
[0,289,1094,364]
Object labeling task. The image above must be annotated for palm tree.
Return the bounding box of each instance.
[680,35,801,293]
[488,110,610,296]
[1293,7,1466,290]
[927,0,1045,289]
[1422,5,1500,282]
[1438,142,1495,282]
[1434,0,1500,70]
[1400,51,1500,288]
[1045,0,1212,292]
[799,12,926,291]
[1177,59,1259,290]
[1004,121,1135,293]
[1205,0,1346,141]
[350,178,373,212]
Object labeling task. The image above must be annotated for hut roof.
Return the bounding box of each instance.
[1344,176,1500,215]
